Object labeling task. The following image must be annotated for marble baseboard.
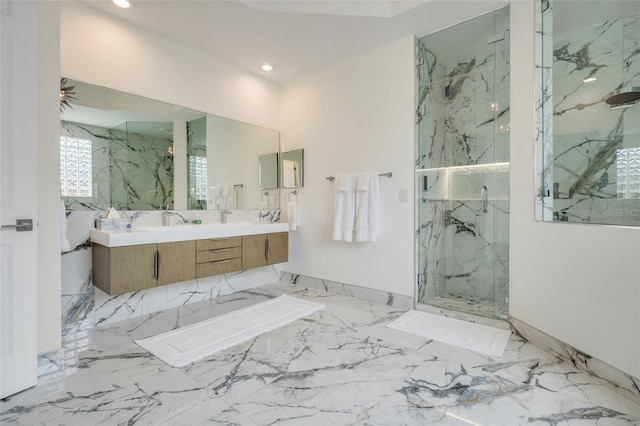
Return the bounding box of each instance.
[280,272,413,311]
[510,316,640,404]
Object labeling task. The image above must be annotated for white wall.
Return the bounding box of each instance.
[280,37,416,297]
[60,2,280,130]
[37,2,61,353]
[509,1,640,378]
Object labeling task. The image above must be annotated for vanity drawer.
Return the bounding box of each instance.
[196,247,242,263]
[196,258,242,278]
[196,236,242,251]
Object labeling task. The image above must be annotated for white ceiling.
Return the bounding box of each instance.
[84,0,508,83]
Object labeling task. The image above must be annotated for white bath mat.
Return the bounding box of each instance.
[136,295,324,367]
[386,310,511,357]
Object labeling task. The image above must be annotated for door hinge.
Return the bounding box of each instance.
[417,104,426,117]
[416,57,425,67]
[417,273,425,285]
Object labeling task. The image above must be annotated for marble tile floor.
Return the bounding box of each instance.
[2,281,640,425]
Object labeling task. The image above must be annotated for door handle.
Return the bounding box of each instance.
[1,219,33,232]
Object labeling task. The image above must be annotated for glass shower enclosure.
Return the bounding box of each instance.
[415,7,510,320]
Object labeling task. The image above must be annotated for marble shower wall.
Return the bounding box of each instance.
[416,7,510,318]
[60,120,174,211]
[109,122,174,210]
[545,7,640,225]
[61,208,281,337]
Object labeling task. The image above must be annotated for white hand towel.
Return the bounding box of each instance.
[213,184,233,209]
[288,199,300,231]
[60,199,71,252]
[355,172,380,242]
[227,185,236,209]
[333,174,356,242]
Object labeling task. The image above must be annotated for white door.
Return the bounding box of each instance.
[0,0,38,399]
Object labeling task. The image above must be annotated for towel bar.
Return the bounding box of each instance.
[325,172,392,182]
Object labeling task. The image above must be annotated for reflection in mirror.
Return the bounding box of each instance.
[537,1,640,226]
[60,79,280,211]
[187,116,207,210]
[259,153,279,190]
[207,116,280,210]
[281,149,304,188]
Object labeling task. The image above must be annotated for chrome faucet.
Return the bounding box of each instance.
[220,209,232,224]
[481,185,488,213]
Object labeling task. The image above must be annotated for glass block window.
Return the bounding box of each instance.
[616,148,640,199]
[189,155,207,201]
[60,136,93,197]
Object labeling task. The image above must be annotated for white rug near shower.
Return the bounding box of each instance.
[386,310,511,357]
[136,295,324,367]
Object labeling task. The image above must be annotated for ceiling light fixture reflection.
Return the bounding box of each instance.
[583,77,597,83]
[113,0,133,9]
[261,63,274,71]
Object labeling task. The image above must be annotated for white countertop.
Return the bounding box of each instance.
[91,222,289,248]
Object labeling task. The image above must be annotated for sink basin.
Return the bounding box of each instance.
[91,221,288,247]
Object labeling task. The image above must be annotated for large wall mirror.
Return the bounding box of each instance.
[60,79,280,211]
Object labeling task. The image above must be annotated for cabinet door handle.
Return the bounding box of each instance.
[209,248,231,253]
[265,238,269,261]
[153,250,159,280]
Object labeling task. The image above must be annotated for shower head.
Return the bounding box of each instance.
[605,86,640,108]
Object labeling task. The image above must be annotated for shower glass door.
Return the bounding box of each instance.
[416,7,510,319]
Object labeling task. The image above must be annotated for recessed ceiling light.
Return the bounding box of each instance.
[113,0,133,9]
[583,77,597,83]
[261,63,274,71]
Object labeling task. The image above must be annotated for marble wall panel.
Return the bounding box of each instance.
[109,125,174,210]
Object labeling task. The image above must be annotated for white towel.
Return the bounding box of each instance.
[213,184,234,209]
[60,199,71,252]
[355,172,380,242]
[288,199,300,231]
[333,174,356,242]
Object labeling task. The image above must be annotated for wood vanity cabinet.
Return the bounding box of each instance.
[92,232,288,295]
[92,240,196,295]
[241,232,288,270]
